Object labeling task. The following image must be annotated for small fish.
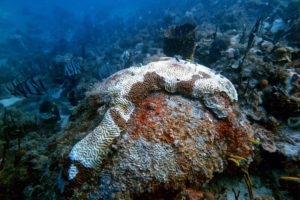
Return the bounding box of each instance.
[279,176,300,183]
[31,78,43,94]
[186,58,193,62]
[38,79,46,90]
[228,157,240,167]
[6,79,20,94]
[248,138,261,145]
[6,77,46,97]
[64,59,81,77]
[174,55,182,62]
[230,155,247,161]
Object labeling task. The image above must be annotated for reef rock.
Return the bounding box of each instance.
[56,57,255,199]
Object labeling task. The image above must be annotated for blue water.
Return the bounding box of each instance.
[0,0,192,42]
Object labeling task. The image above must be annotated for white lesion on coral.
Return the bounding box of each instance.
[68,57,238,175]
[68,164,79,180]
[164,80,177,93]
[193,77,238,101]
[69,110,121,168]
[114,98,135,121]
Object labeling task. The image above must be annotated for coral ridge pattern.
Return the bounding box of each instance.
[68,57,238,180]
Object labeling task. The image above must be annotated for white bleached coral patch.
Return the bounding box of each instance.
[193,76,238,101]
[69,110,121,168]
[68,164,79,180]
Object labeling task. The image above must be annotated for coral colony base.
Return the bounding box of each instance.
[59,58,255,199]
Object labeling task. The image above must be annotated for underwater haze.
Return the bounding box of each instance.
[0,0,300,199]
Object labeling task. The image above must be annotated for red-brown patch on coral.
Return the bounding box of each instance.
[127,93,199,145]
[176,75,200,97]
[159,130,175,143]
[110,109,127,131]
[176,156,190,171]
[119,91,252,195]
[127,93,166,140]
[126,72,164,106]
[216,112,252,158]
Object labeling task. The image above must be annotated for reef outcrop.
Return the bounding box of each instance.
[57,57,255,199]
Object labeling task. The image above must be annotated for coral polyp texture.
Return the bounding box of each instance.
[60,57,253,199]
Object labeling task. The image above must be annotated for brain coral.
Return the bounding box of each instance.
[60,57,253,199]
